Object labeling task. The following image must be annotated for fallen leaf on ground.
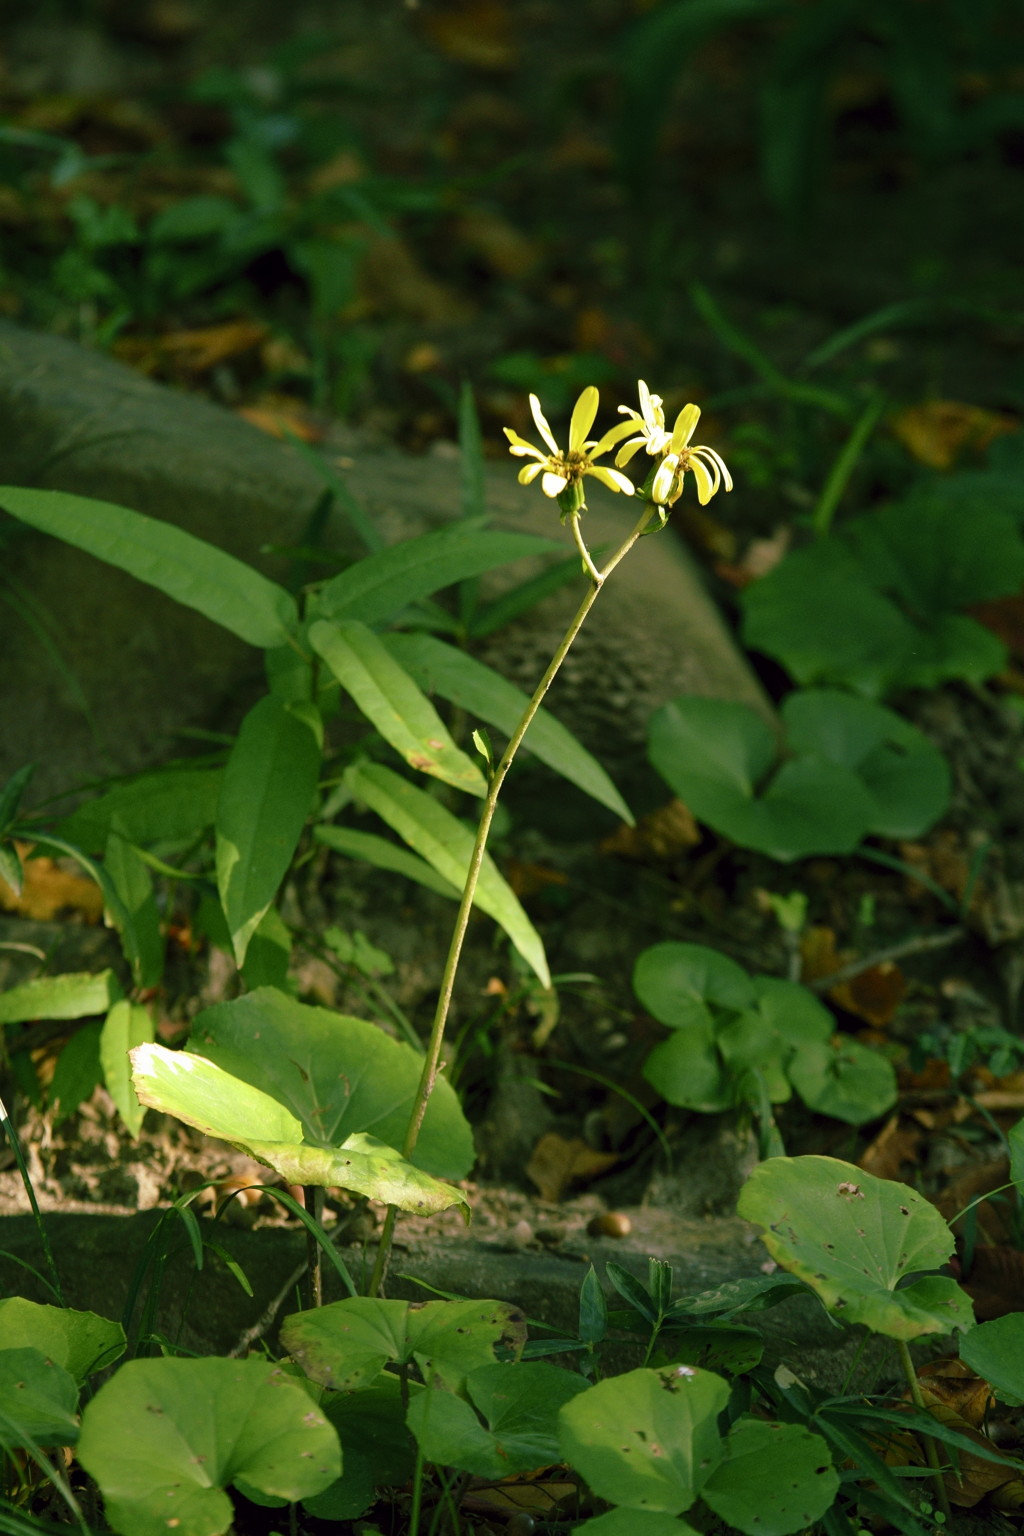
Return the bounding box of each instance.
[0,844,103,923]
[858,1114,924,1182]
[889,401,1019,469]
[799,924,905,1025]
[236,395,325,442]
[421,1,518,69]
[601,799,701,860]
[526,1133,618,1203]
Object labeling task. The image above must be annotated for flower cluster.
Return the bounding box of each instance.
[504,380,732,510]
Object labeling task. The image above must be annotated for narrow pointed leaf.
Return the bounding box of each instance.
[100,1001,155,1138]
[310,619,486,795]
[216,696,322,965]
[0,487,298,648]
[313,824,460,899]
[0,970,122,1025]
[310,521,560,627]
[384,632,632,822]
[345,761,550,985]
[104,833,163,988]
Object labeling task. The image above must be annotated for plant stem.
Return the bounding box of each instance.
[0,1094,64,1306]
[304,1185,324,1308]
[368,499,660,1296]
[896,1338,952,1520]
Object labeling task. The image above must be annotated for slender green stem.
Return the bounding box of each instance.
[896,1338,952,1520]
[568,509,602,582]
[0,1094,64,1307]
[368,500,659,1296]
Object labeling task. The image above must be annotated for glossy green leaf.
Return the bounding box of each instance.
[100,1001,154,1137]
[559,1366,728,1514]
[787,1035,897,1125]
[737,1156,974,1339]
[0,765,34,833]
[407,1362,588,1479]
[642,1028,733,1113]
[0,970,121,1025]
[0,841,24,898]
[633,942,755,1031]
[345,761,549,985]
[311,521,560,627]
[308,1378,415,1521]
[0,1300,124,1384]
[0,1349,79,1450]
[216,695,322,965]
[189,989,473,1179]
[104,833,163,988]
[56,768,223,854]
[48,1022,102,1123]
[959,1314,1024,1406]
[0,487,298,648]
[574,1512,701,1536]
[310,619,486,795]
[282,1297,527,1393]
[314,823,460,899]
[781,690,950,838]
[240,906,292,991]
[76,1357,339,1536]
[384,632,632,822]
[649,697,777,818]
[701,1416,838,1536]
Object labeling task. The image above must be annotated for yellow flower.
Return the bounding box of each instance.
[504,387,635,499]
[612,380,675,464]
[614,382,732,507]
[650,402,732,506]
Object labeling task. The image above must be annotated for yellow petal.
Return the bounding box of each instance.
[614,435,646,468]
[518,462,543,484]
[529,394,560,456]
[651,457,678,505]
[671,403,701,451]
[588,465,635,495]
[592,417,639,456]
[541,470,569,497]
[690,455,714,504]
[568,386,600,452]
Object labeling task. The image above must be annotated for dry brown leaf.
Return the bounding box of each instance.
[421,1,518,69]
[918,1357,994,1429]
[525,1133,618,1203]
[0,843,103,923]
[462,1476,577,1517]
[889,401,1019,470]
[236,395,325,443]
[858,1114,924,1182]
[799,925,905,1025]
[601,799,701,861]
[115,320,267,376]
[938,1157,1013,1244]
[504,860,569,900]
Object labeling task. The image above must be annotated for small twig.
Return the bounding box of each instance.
[807,927,966,994]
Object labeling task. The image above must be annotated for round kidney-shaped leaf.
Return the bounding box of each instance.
[76,1357,340,1536]
[701,1417,839,1536]
[575,1513,701,1536]
[407,1362,588,1479]
[559,1366,728,1514]
[633,943,755,1030]
[0,1348,80,1450]
[960,1314,1024,1407]
[282,1297,527,1394]
[737,1157,974,1340]
[786,1036,897,1125]
[0,1299,124,1383]
[642,1027,734,1113]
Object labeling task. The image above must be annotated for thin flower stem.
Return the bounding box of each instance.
[896,1338,952,1520]
[568,509,602,582]
[368,500,660,1296]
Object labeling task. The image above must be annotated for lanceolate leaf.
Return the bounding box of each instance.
[310,521,560,628]
[384,631,633,822]
[345,761,550,986]
[0,487,298,649]
[100,1000,155,1138]
[0,970,122,1025]
[216,696,323,966]
[56,768,223,853]
[309,619,486,796]
[313,824,460,899]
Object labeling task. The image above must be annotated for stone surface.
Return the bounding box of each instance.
[0,1205,912,1393]
[0,320,773,799]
